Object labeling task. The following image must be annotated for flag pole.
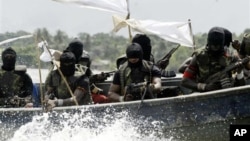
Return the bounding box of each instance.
[126,0,132,41]
[34,34,45,110]
[188,19,196,51]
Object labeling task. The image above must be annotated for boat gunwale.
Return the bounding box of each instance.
[1,83,250,112]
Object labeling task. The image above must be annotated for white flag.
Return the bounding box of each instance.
[112,15,194,47]
[52,0,128,15]
[0,34,33,46]
[38,40,62,63]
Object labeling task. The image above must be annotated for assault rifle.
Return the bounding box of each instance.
[90,70,116,83]
[156,45,180,70]
[125,82,155,100]
[125,82,148,100]
[205,56,250,84]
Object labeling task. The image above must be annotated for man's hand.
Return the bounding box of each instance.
[220,77,232,88]
[205,83,220,91]
[25,103,33,108]
[232,40,241,51]
[124,94,134,101]
[235,61,244,74]
[46,99,57,112]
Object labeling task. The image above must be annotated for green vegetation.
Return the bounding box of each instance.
[0,28,249,72]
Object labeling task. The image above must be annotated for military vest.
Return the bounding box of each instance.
[49,64,88,99]
[0,69,23,98]
[196,48,231,83]
[119,60,153,95]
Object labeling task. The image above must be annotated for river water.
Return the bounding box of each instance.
[26,68,50,83]
[4,108,172,141]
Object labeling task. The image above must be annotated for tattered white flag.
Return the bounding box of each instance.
[112,15,194,47]
[0,34,33,46]
[52,0,128,15]
[38,40,62,62]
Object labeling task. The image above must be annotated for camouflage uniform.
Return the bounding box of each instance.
[45,67,93,105]
[0,69,23,107]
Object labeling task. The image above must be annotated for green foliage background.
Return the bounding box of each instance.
[0,28,250,72]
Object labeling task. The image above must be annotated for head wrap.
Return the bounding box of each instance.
[207,27,225,55]
[126,43,143,59]
[2,47,16,71]
[126,43,143,68]
[66,39,83,63]
[59,50,76,76]
[132,34,152,61]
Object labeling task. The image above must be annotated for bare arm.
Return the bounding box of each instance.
[108,83,122,102]
[58,87,85,106]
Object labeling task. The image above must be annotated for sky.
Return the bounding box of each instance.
[0,0,250,38]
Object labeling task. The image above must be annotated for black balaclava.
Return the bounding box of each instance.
[2,47,16,71]
[126,43,143,68]
[66,39,83,63]
[80,52,91,68]
[132,34,152,61]
[207,27,225,55]
[59,50,76,76]
[223,28,232,47]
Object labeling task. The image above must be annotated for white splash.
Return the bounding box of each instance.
[6,108,172,141]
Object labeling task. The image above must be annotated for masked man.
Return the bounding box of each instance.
[108,43,161,102]
[45,50,93,109]
[181,27,245,92]
[0,47,32,107]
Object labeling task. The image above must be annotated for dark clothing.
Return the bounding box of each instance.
[113,64,161,85]
[14,71,33,98]
[0,69,28,107]
[45,70,92,105]
[182,47,245,92]
[112,60,161,100]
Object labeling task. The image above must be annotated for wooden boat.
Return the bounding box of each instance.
[1,76,250,141]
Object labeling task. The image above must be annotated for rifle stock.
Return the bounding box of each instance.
[156,45,180,69]
[205,56,250,84]
[90,70,116,83]
[163,46,180,61]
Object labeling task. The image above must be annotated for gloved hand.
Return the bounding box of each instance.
[205,83,220,91]
[220,77,232,89]
[197,83,219,92]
